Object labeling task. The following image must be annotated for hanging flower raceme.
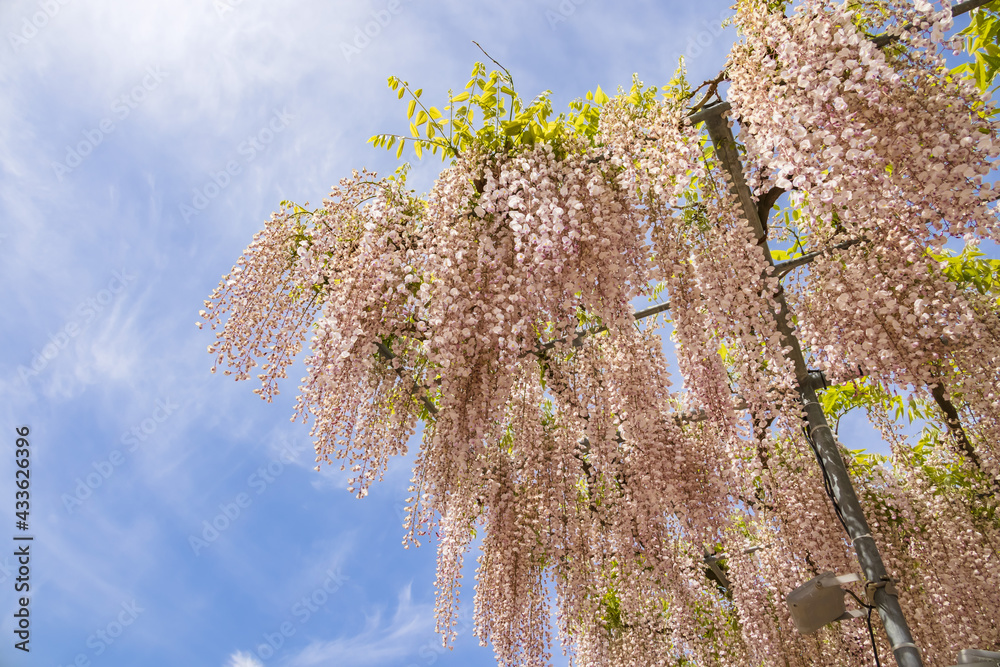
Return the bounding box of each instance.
[482,327,754,667]
[414,136,656,453]
[845,410,1000,662]
[206,94,713,664]
[728,0,1000,380]
[204,35,1000,664]
[726,0,1000,660]
[729,0,1000,495]
[204,170,428,492]
[730,0,1000,241]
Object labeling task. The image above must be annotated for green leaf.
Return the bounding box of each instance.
[503,120,525,136]
[450,91,470,102]
[407,100,416,119]
[954,4,1000,93]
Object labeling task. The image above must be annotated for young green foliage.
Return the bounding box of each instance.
[953,1,1000,95]
[369,62,673,165]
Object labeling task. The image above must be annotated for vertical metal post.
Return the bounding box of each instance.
[695,103,923,667]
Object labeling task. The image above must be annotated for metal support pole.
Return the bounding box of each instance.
[699,103,923,667]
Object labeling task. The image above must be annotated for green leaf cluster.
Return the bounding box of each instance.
[370,62,678,163]
[819,377,930,432]
[953,1,1000,95]
[369,63,566,161]
[930,244,1000,300]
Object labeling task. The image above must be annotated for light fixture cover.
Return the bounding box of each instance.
[786,572,861,635]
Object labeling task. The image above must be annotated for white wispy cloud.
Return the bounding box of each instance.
[227,650,265,667]
[282,584,435,666]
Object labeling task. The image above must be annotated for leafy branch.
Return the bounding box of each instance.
[370,56,671,164]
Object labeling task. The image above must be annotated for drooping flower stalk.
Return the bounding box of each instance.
[204,1,1000,663]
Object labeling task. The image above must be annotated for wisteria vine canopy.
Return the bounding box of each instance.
[200,0,1000,665]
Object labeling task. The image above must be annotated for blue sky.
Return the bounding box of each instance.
[0,1,993,666]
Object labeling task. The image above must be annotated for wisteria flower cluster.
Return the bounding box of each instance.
[204,1,1000,664]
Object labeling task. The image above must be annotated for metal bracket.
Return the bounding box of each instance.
[836,609,867,622]
[800,369,828,391]
[866,576,899,604]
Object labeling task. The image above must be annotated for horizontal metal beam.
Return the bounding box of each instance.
[535,301,672,353]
